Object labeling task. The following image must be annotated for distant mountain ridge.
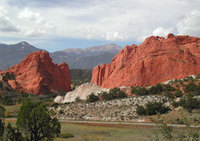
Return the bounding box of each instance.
[61,43,121,55]
[51,43,122,69]
[0,42,122,70]
[0,41,42,70]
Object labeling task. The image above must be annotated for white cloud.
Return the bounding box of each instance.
[18,8,40,22]
[177,10,200,37]
[0,7,19,32]
[152,27,174,37]
[0,0,200,42]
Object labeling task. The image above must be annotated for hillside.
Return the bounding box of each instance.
[0,41,42,70]
[53,75,200,122]
[0,42,121,70]
[50,44,122,69]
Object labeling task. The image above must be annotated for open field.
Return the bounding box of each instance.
[55,122,156,141]
[3,103,200,141]
[55,122,188,141]
[4,104,21,117]
[4,118,186,141]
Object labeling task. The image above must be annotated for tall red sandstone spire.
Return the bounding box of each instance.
[92,34,200,88]
[1,51,71,95]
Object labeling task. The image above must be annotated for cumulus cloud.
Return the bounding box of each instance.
[0,17,19,32]
[152,27,174,37]
[0,0,200,42]
[18,8,40,22]
[177,10,200,37]
[0,7,19,32]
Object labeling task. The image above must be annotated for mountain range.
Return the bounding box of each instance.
[50,44,121,69]
[0,42,121,70]
[0,41,41,70]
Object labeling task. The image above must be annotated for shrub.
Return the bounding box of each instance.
[75,97,81,102]
[183,82,200,95]
[174,89,183,98]
[136,102,171,116]
[17,101,61,140]
[145,102,171,115]
[114,90,126,99]
[87,93,99,102]
[100,88,127,100]
[5,110,10,118]
[130,87,137,94]
[162,84,176,92]
[59,110,64,114]
[178,95,200,112]
[3,122,24,141]
[59,133,74,138]
[149,83,163,95]
[3,72,15,81]
[164,91,175,99]
[109,88,127,99]
[0,105,5,138]
[136,105,146,115]
[100,91,114,100]
[51,103,59,108]
[179,49,184,53]
[196,74,200,79]
[2,97,14,106]
[172,101,179,108]
[135,87,149,96]
[0,81,3,89]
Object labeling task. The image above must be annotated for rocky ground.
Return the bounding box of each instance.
[52,95,170,121]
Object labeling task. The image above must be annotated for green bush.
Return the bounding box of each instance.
[59,110,64,114]
[162,84,176,92]
[136,102,171,116]
[3,72,15,81]
[196,74,200,79]
[164,91,174,99]
[183,82,200,95]
[145,102,171,115]
[100,88,127,101]
[75,97,81,102]
[87,93,99,102]
[109,88,127,99]
[0,81,3,89]
[174,89,183,98]
[100,91,114,100]
[149,83,163,95]
[134,87,149,96]
[130,86,137,94]
[51,103,59,108]
[172,101,179,108]
[136,105,146,115]
[178,95,200,112]
[2,97,15,106]
[59,133,74,138]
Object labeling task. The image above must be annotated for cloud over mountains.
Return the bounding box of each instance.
[0,0,200,43]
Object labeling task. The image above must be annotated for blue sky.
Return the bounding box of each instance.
[0,0,200,52]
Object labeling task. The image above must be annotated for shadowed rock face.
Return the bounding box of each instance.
[0,51,71,95]
[92,34,200,88]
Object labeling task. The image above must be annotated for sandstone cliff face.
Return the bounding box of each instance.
[1,51,71,95]
[92,34,200,88]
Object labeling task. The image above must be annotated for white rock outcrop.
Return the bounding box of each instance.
[54,82,109,103]
[54,96,64,103]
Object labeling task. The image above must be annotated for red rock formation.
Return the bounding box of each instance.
[92,34,200,88]
[1,51,71,95]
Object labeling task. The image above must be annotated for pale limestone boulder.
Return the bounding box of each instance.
[54,82,109,103]
[54,95,64,103]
